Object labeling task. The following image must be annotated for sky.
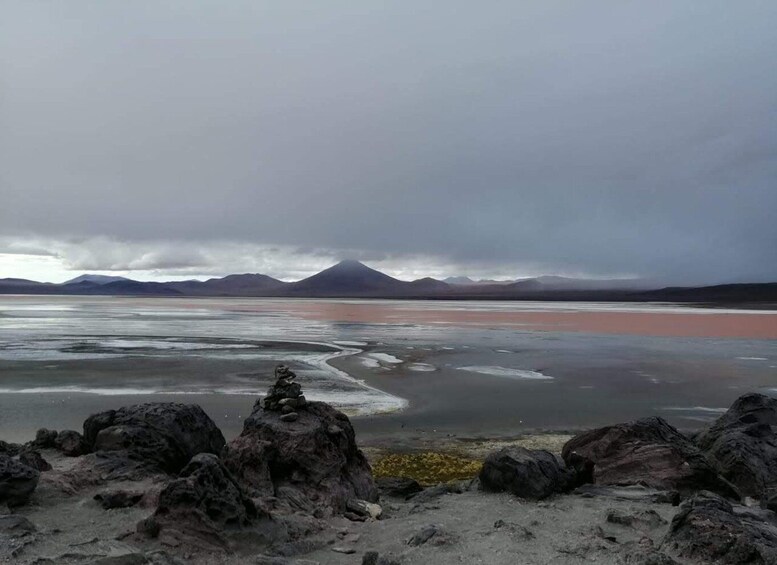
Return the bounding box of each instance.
[1,1,776,284]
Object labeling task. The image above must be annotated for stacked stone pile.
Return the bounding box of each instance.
[262,364,307,422]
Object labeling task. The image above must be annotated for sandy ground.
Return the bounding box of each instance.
[3,449,680,565]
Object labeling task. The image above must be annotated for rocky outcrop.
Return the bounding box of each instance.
[562,417,738,498]
[55,429,88,456]
[139,453,267,552]
[18,449,51,472]
[661,491,777,563]
[223,366,377,514]
[479,447,576,499]
[376,476,423,498]
[30,428,58,449]
[82,403,226,477]
[695,393,777,499]
[0,454,39,507]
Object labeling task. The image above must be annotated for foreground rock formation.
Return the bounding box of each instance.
[223,365,378,514]
[695,393,777,500]
[561,416,739,498]
[5,382,777,564]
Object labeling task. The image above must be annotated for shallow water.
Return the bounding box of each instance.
[0,296,775,442]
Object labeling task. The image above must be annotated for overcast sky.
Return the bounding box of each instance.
[1,1,776,283]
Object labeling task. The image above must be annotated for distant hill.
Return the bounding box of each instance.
[63,274,132,285]
[633,283,777,303]
[1,265,775,303]
[168,273,288,296]
[508,275,652,292]
[444,276,515,285]
[288,261,416,296]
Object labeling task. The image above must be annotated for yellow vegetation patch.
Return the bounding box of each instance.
[372,452,483,486]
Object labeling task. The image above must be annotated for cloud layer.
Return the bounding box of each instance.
[1,2,776,283]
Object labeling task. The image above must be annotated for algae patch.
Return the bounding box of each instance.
[372,452,483,485]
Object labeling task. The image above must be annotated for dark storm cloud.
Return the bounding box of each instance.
[1,1,776,283]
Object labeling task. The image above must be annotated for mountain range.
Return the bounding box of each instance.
[1,260,775,302]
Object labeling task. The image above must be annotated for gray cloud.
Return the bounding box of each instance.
[1,1,775,284]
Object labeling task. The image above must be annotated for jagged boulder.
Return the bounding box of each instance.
[82,403,225,477]
[0,454,39,507]
[695,393,777,499]
[139,453,268,551]
[562,417,738,498]
[55,429,88,456]
[223,399,377,513]
[18,449,51,472]
[479,447,576,499]
[662,491,777,563]
[30,428,58,449]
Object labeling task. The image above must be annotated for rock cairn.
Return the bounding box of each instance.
[263,364,307,422]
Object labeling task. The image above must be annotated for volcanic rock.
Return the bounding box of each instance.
[139,453,265,551]
[31,428,58,449]
[0,454,39,507]
[82,403,225,477]
[223,399,377,513]
[56,429,88,456]
[479,447,576,499]
[695,393,777,499]
[661,491,777,563]
[18,449,52,472]
[562,416,738,498]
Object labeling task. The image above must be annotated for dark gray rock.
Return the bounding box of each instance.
[280,412,299,423]
[407,524,454,547]
[695,393,777,499]
[562,417,738,498]
[31,428,58,449]
[94,489,144,509]
[573,484,680,505]
[55,429,88,456]
[139,453,266,551]
[0,440,22,457]
[0,514,36,534]
[0,454,39,507]
[222,400,377,513]
[83,402,225,476]
[18,449,51,472]
[479,446,576,499]
[606,509,667,530]
[376,476,422,498]
[661,491,777,563]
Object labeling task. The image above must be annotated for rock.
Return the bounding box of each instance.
[573,484,680,505]
[407,524,454,547]
[695,393,777,499]
[0,454,39,507]
[376,476,423,498]
[606,509,667,530]
[280,412,299,423]
[94,489,144,509]
[83,403,226,476]
[0,514,36,533]
[331,546,356,554]
[362,553,400,565]
[18,449,52,472]
[562,417,739,498]
[222,400,377,513]
[346,499,382,519]
[407,483,450,504]
[55,429,88,456]
[263,365,307,412]
[86,555,149,565]
[0,441,22,457]
[661,491,777,563]
[479,446,576,499]
[31,428,58,449]
[139,453,265,551]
